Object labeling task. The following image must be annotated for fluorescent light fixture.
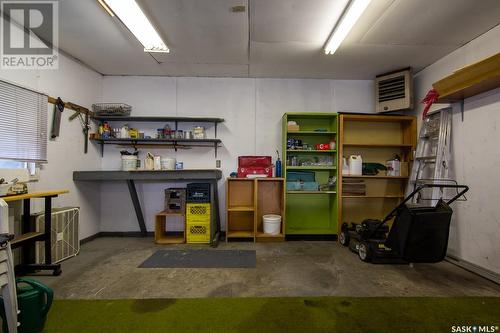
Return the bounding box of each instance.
[100,0,169,53]
[97,0,115,17]
[324,0,372,55]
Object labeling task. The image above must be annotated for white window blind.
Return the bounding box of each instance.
[0,80,48,163]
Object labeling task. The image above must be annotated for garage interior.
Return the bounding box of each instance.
[0,1,499,332]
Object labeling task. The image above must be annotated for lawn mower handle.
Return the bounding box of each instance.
[382,183,469,223]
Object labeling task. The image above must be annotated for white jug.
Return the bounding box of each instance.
[342,157,349,175]
[153,155,162,171]
[348,155,362,176]
[144,152,154,170]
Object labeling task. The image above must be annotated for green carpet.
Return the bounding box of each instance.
[43,297,500,333]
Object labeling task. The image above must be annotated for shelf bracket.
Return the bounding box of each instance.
[100,141,104,158]
[214,142,218,158]
[460,100,464,122]
[215,123,218,139]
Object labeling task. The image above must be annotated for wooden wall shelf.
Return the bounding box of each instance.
[433,52,500,102]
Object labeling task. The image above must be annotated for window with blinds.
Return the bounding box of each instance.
[0,80,48,163]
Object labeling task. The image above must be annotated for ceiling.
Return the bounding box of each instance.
[53,0,500,79]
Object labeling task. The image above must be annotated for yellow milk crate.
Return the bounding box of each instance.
[186,221,211,244]
[186,203,211,224]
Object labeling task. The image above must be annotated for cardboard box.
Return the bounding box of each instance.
[287,125,300,132]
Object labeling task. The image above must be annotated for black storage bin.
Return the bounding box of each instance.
[186,183,211,203]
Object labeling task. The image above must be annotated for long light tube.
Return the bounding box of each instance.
[324,0,372,55]
[100,0,169,53]
[97,0,115,17]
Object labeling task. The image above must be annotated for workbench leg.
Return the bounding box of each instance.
[210,180,221,248]
[44,197,61,276]
[44,197,52,265]
[126,180,147,236]
[22,199,34,265]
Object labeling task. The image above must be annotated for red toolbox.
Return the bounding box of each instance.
[238,156,273,178]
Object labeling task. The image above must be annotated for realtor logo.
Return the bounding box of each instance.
[1,0,58,69]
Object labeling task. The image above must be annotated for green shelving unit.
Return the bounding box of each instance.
[282,113,338,235]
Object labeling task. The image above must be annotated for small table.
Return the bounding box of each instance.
[2,190,69,276]
[73,170,222,247]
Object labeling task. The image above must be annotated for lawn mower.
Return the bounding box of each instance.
[339,183,469,264]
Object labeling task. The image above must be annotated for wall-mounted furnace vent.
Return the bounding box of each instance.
[375,68,413,113]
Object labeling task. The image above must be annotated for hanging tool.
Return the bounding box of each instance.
[50,97,65,139]
[68,105,91,154]
[48,97,93,154]
[406,107,452,204]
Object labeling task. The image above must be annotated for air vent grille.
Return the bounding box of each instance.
[375,68,413,113]
[378,76,406,102]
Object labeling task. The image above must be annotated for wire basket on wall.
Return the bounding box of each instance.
[92,103,132,116]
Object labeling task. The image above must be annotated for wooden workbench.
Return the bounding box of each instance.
[73,170,223,246]
[1,190,69,276]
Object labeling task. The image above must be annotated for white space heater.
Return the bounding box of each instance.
[375,68,413,113]
[35,207,80,264]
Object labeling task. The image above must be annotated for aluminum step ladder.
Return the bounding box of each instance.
[406,107,452,204]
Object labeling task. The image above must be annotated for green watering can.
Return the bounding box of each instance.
[0,278,53,333]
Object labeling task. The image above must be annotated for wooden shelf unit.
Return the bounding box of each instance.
[342,175,409,179]
[154,211,186,244]
[283,112,338,236]
[286,150,336,153]
[287,131,337,135]
[286,166,336,170]
[338,114,416,236]
[226,178,285,242]
[286,191,337,194]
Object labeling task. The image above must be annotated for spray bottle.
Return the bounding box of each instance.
[275,150,282,178]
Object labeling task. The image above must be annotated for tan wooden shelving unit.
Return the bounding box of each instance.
[154,211,186,244]
[226,178,285,242]
[338,114,417,236]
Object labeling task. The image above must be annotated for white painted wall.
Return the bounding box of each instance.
[100,77,374,232]
[413,25,500,275]
[0,55,103,240]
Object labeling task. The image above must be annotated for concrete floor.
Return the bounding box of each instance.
[35,237,500,299]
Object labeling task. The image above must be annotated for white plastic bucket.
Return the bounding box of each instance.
[263,214,281,235]
[122,155,137,171]
[161,157,176,170]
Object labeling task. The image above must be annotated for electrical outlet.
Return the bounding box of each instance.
[216,160,221,168]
